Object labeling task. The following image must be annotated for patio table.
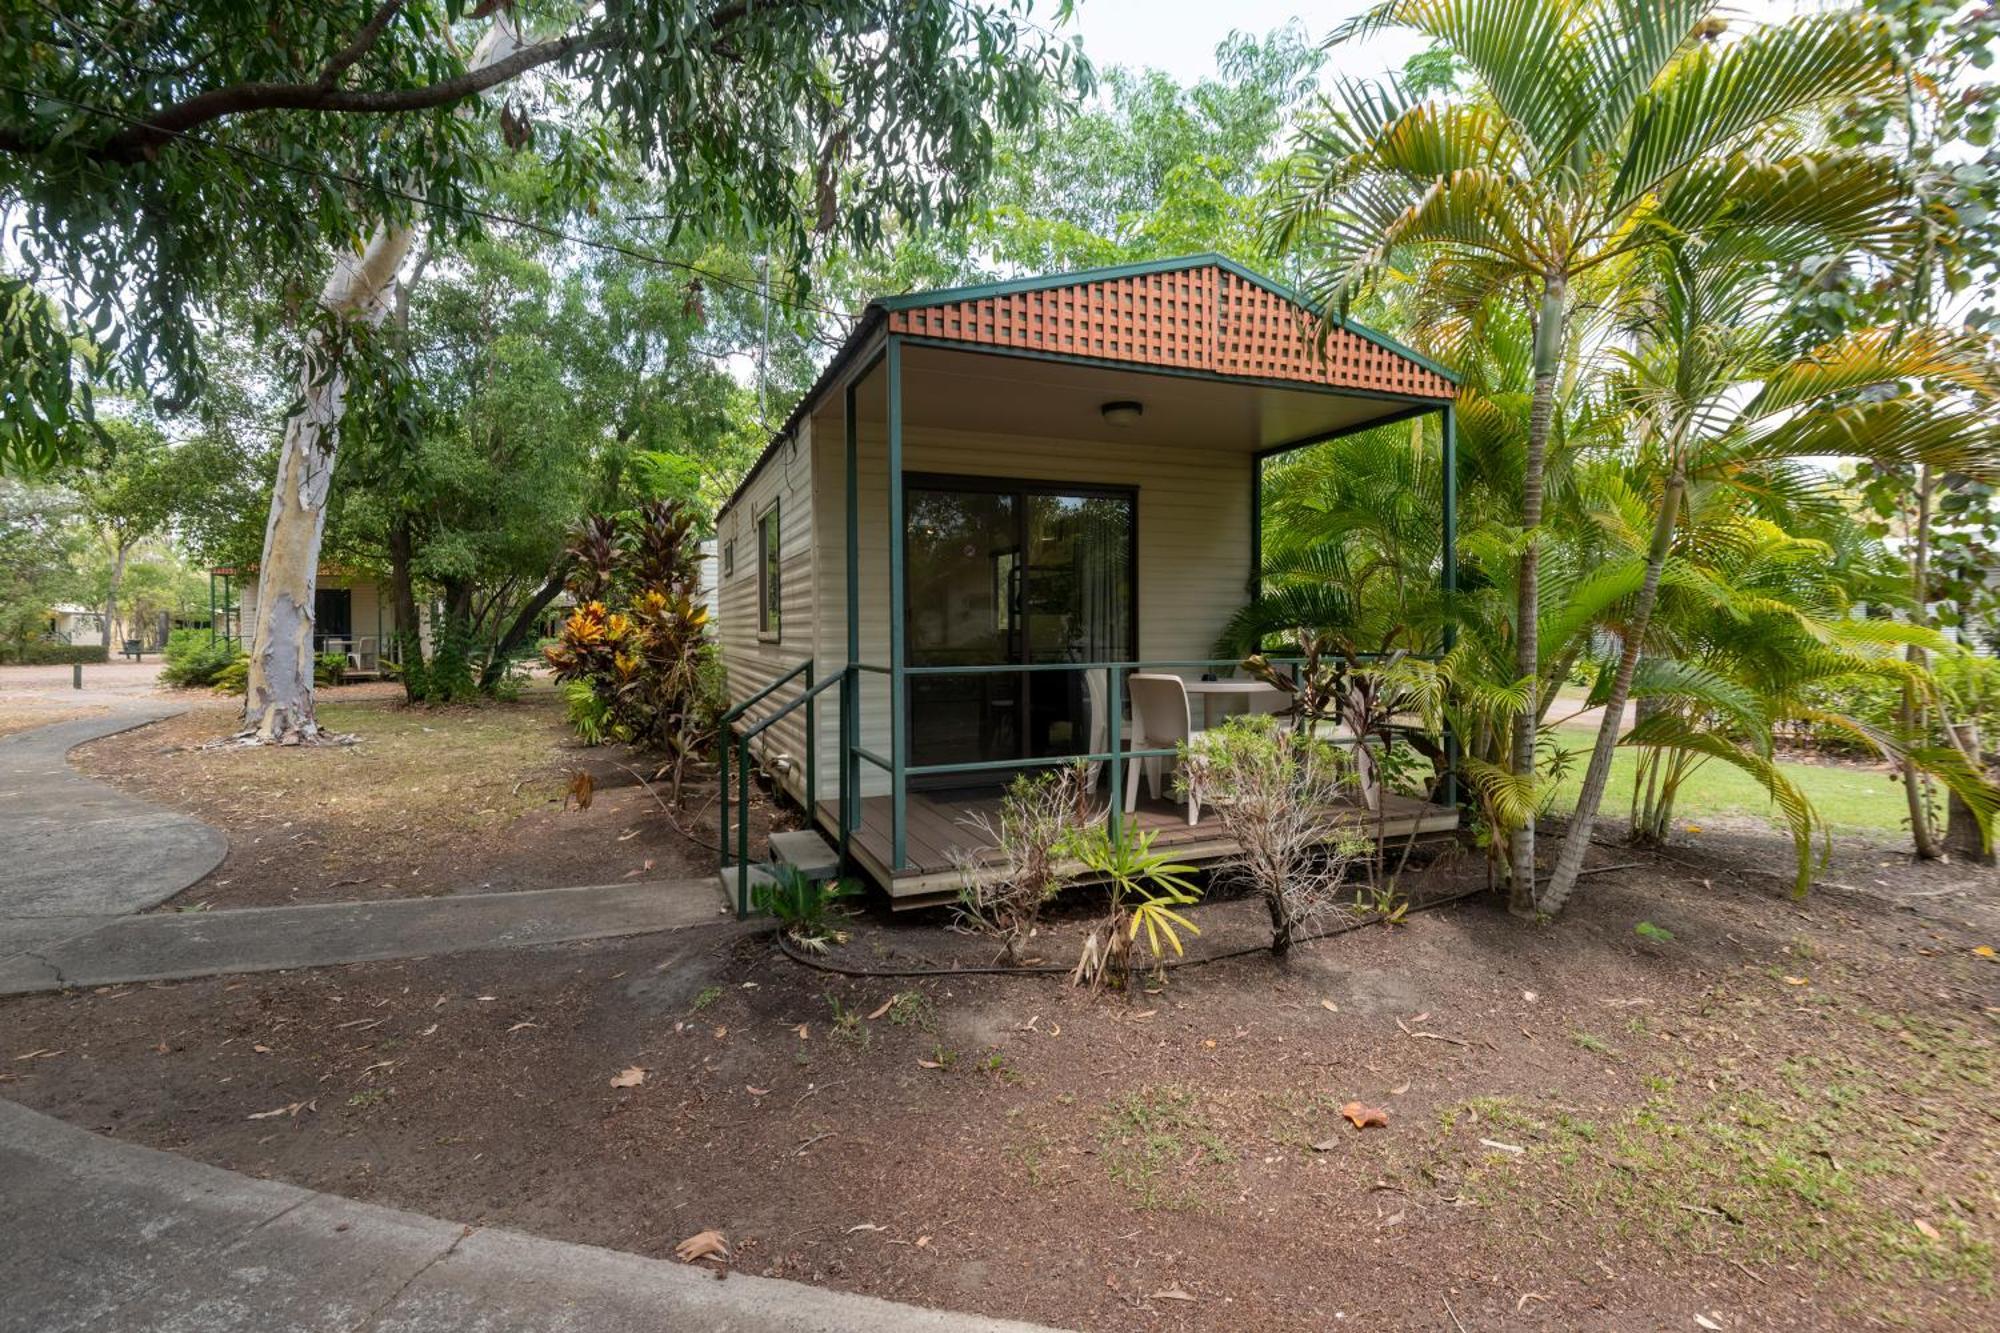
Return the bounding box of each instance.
[1182,678,1288,730]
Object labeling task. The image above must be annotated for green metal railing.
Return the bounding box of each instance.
[723,652,1452,908]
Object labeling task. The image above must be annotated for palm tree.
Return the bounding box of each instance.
[1535,236,2000,913]
[1266,0,1903,911]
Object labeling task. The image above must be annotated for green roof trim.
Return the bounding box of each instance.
[874,251,1461,386]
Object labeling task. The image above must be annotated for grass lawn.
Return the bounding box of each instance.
[1545,723,1911,838]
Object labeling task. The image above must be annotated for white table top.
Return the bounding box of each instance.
[1182,679,1286,696]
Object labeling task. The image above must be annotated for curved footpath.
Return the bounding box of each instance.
[0,1097,1060,1332]
[0,710,728,995]
[0,708,226,961]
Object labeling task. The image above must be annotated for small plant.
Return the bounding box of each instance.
[1634,920,1676,944]
[927,1044,959,1070]
[314,650,348,686]
[1067,822,1202,990]
[159,628,242,689]
[753,866,862,953]
[1179,714,1365,954]
[886,991,935,1031]
[690,985,722,1013]
[345,1089,387,1109]
[1352,881,1410,925]
[562,679,618,745]
[952,766,1089,965]
[1571,1030,1617,1057]
[827,994,871,1047]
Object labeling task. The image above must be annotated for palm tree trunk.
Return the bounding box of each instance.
[1508,276,1565,915]
[1539,470,1684,915]
[1902,466,1940,858]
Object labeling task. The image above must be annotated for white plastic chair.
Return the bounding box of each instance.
[1125,673,1201,826]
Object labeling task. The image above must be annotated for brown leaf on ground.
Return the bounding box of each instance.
[1341,1101,1389,1129]
[674,1229,729,1263]
[867,997,895,1020]
[609,1066,646,1088]
[563,769,594,811]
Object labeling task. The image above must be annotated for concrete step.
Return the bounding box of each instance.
[715,862,784,913]
[766,828,840,881]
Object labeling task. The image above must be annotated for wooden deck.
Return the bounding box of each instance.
[816,787,1459,904]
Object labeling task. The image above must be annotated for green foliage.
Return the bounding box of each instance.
[562,679,617,746]
[1065,822,1202,988]
[545,500,718,800]
[314,651,349,688]
[752,866,862,953]
[160,628,241,689]
[953,765,1089,966]
[1634,921,1676,944]
[0,0,1090,474]
[211,656,250,694]
[0,641,106,665]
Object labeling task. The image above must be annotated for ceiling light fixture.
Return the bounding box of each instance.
[1100,400,1143,427]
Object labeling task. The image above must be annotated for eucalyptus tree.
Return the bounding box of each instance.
[2,0,1089,739]
[1265,0,1903,911]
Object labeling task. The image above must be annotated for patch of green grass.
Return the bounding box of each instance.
[886,991,935,1031]
[1547,722,1907,836]
[345,1089,387,1110]
[1097,1085,1235,1210]
[1572,1030,1619,1057]
[1634,921,1675,944]
[690,986,722,1013]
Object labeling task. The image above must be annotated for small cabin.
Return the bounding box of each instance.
[712,255,1461,906]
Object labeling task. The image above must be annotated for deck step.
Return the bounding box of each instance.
[766,828,840,881]
[715,862,783,913]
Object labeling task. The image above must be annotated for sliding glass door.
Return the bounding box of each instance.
[905,476,1135,785]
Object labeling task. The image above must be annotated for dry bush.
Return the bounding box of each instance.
[1180,714,1367,954]
[951,764,1090,965]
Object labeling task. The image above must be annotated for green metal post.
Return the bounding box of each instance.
[719,730,731,869]
[886,337,907,871]
[1440,402,1460,810]
[804,659,816,816]
[844,375,860,864]
[1107,668,1124,846]
[737,735,752,917]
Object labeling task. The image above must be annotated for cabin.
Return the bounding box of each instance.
[208,566,408,678]
[712,255,1461,908]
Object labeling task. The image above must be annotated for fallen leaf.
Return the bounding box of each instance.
[153,1040,169,1054]
[792,1024,810,1040]
[674,1229,729,1263]
[1522,990,1538,1003]
[252,1043,271,1053]
[617,828,640,841]
[915,1235,932,1249]
[713,1025,727,1039]
[746,1085,770,1096]
[1201,1039,1217,1049]
[867,998,895,1021]
[1130,1009,1158,1020]
[1694,1316,1722,1331]
[1320,999,1339,1013]
[846,1222,889,1234]
[1914,1218,1942,1242]
[1782,976,1810,986]
[506,1021,542,1034]
[609,1066,646,1088]
[247,1100,312,1120]
[1389,1081,1411,1096]
[1974,945,1995,959]
[1412,1012,1430,1023]
[1341,1101,1389,1130]
[1310,1138,1341,1152]
[917,1059,943,1069]
[1151,1287,1197,1303]
[1479,1138,1525,1155]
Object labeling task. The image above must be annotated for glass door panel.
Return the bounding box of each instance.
[904,478,1136,784]
[905,486,1021,773]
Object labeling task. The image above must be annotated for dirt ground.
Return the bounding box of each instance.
[67,684,782,908]
[3,828,1992,1331]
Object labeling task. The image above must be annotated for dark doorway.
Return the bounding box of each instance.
[314,587,352,649]
[904,475,1135,785]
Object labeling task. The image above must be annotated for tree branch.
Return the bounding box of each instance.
[318,1,407,90]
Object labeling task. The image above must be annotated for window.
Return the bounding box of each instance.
[757,504,781,639]
[722,539,735,579]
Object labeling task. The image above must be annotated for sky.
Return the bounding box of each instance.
[1063,0,1424,86]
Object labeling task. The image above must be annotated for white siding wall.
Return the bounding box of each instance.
[804,418,1255,800]
[715,419,819,801]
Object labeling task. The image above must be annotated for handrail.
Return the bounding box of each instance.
[721,659,811,724]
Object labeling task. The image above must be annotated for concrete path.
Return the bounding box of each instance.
[0,1097,1060,1333]
[0,878,730,995]
[0,708,227,959]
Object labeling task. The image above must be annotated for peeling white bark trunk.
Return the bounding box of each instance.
[241,16,524,742]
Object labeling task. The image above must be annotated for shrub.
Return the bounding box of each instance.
[1067,822,1202,990]
[314,651,348,687]
[952,765,1089,966]
[0,642,109,665]
[1180,714,1367,955]
[160,628,241,688]
[753,865,862,952]
[212,656,250,694]
[545,500,716,801]
[562,679,617,745]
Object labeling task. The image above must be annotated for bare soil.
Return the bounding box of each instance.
[68,685,780,908]
[3,828,1993,1331]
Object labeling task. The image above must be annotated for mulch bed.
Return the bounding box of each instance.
[3,826,1994,1330]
